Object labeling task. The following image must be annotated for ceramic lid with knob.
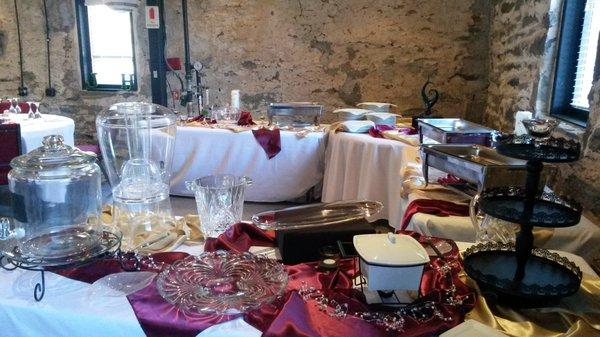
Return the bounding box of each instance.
[353,233,429,266]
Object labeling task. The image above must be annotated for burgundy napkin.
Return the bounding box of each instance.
[186,115,216,124]
[252,127,281,159]
[400,199,470,230]
[17,102,30,114]
[237,111,255,126]
[437,174,466,186]
[0,100,11,112]
[369,124,417,138]
[368,124,396,138]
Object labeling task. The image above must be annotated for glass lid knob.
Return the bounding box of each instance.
[42,135,65,150]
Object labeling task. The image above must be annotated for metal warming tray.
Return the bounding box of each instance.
[421,144,534,189]
[267,102,323,127]
[418,118,498,146]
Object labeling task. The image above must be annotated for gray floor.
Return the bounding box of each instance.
[171,195,297,220]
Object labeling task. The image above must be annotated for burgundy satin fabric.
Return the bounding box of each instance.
[0,123,21,185]
[368,124,396,138]
[237,111,255,126]
[368,125,417,138]
[400,199,469,230]
[57,224,475,337]
[437,174,466,186]
[204,222,276,252]
[205,224,476,337]
[252,127,281,159]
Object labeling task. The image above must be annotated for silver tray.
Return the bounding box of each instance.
[267,102,323,127]
[418,118,497,146]
[421,144,529,189]
[252,200,383,231]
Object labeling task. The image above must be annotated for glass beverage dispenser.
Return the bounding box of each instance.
[96,102,177,248]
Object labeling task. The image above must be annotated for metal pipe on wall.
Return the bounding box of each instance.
[181,0,193,113]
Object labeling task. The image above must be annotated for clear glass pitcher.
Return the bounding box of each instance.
[185,175,252,238]
[96,102,177,189]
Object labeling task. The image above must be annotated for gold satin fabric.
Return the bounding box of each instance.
[533,228,556,247]
[463,271,600,336]
[101,206,204,253]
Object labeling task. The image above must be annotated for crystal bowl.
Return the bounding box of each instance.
[521,118,559,139]
[156,252,288,314]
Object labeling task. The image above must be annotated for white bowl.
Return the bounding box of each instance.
[339,120,375,133]
[366,112,397,126]
[357,102,397,113]
[333,108,370,121]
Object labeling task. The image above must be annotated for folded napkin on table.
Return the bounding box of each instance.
[381,130,420,146]
[437,174,467,186]
[237,111,255,126]
[0,100,11,112]
[400,199,470,230]
[101,205,204,253]
[368,124,396,138]
[252,127,281,159]
[17,102,30,114]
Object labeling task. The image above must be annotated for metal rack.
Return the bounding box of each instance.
[464,135,583,305]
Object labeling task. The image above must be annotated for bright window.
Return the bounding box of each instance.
[76,1,137,91]
[571,0,600,109]
[551,0,599,126]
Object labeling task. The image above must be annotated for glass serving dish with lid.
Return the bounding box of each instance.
[1,135,108,266]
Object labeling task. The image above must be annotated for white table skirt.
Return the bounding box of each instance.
[6,114,75,153]
[0,243,595,337]
[322,132,419,227]
[169,126,327,202]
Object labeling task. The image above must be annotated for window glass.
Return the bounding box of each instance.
[571,0,600,109]
[86,5,135,86]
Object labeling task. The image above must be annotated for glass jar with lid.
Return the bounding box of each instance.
[1,135,105,266]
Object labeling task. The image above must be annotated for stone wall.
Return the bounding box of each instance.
[485,0,600,222]
[0,1,151,144]
[163,0,490,123]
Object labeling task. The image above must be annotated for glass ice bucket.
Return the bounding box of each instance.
[1,135,104,264]
[185,175,252,238]
[96,102,177,189]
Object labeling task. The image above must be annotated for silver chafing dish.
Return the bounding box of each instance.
[418,118,498,146]
[420,144,555,191]
[267,102,323,127]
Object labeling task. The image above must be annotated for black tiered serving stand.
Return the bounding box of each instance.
[0,227,136,301]
[463,135,583,305]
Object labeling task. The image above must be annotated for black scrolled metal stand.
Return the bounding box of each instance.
[0,229,133,302]
[513,159,543,283]
[466,135,584,305]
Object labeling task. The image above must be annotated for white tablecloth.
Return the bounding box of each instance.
[403,187,600,260]
[6,114,75,153]
[322,132,419,227]
[0,243,595,337]
[169,126,327,202]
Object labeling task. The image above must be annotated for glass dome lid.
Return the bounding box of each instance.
[97,102,177,126]
[10,135,96,171]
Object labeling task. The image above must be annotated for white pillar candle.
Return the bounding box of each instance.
[231,90,241,110]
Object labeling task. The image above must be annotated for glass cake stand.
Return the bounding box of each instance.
[157,251,288,314]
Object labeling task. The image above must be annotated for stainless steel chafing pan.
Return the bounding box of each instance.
[421,144,555,190]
